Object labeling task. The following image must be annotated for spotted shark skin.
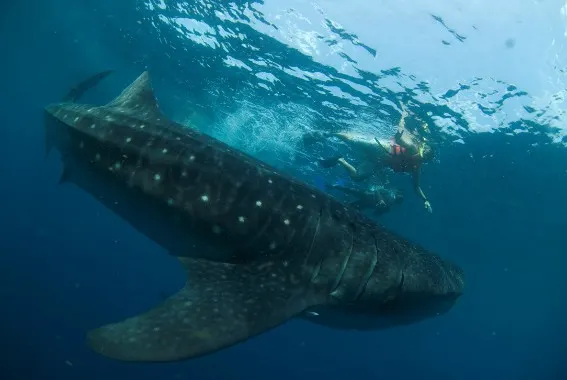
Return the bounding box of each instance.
[44,71,465,362]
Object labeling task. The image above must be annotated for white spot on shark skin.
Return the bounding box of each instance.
[154,173,161,181]
[306,311,319,317]
[212,225,222,234]
[311,194,316,198]
[167,198,174,206]
[184,301,193,307]
[283,260,289,267]
[105,116,114,122]
[62,114,68,120]
[113,162,121,170]
[200,194,209,202]
[162,148,168,154]
[73,117,80,122]
[87,108,93,113]
[181,170,188,177]
[189,155,195,161]
[90,124,96,129]
[153,327,161,332]
[94,153,101,161]
[238,216,246,223]
[269,242,276,250]
[296,204,303,210]
[125,137,132,143]
[268,179,273,184]
[139,124,145,129]
[255,200,262,207]
[176,137,181,141]
[283,219,290,225]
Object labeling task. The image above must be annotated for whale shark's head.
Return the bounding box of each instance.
[384,253,464,325]
[301,251,464,331]
[356,251,465,327]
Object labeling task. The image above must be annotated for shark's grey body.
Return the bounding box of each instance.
[44,71,465,363]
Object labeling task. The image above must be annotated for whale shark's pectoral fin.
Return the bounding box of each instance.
[87,256,321,362]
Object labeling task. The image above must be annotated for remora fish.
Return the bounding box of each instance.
[44,71,465,362]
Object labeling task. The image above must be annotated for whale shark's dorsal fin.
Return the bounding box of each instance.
[106,71,161,116]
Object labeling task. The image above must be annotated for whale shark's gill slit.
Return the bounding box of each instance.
[354,233,379,301]
[307,207,323,280]
[330,227,354,294]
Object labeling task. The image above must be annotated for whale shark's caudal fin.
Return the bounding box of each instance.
[87,256,322,362]
[61,69,114,103]
[45,70,114,157]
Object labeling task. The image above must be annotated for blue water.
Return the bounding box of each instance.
[2,0,567,379]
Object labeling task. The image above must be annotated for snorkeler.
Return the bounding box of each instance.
[304,103,434,213]
[325,181,404,216]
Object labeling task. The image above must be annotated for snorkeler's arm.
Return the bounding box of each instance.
[398,102,408,131]
[412,169,432,212]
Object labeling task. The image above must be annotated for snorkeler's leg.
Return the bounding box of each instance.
[318,155,343,168]
[336,158,366,181]
[320,156,372,181]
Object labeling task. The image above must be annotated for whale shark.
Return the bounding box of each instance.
[44,71,465,362]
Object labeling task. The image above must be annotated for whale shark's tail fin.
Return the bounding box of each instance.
[45,70,114,157]
[61,69,114,103]
[87,256,323,362]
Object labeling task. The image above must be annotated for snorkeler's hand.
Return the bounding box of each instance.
[424,200,433,213]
